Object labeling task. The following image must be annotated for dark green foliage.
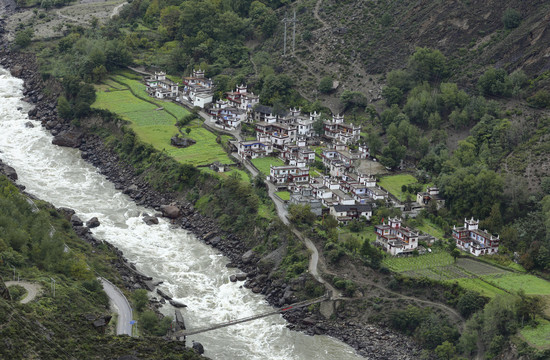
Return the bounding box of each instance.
[527,90,550,108]
[288,204,316,227]
[7,285,27,301]
[333,277,357,297]
[456,291,486,318]
[380,136,406,169]
[132,289,149,312]
[477,67,513,97]
[502,8,522,30]
[340,90,368,111]
[408,47,448,83]
[14,28,33,48]
[382,86,403,106]
[319,76,333,93]
[139,310,173,336]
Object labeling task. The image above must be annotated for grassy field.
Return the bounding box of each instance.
[379,174,418,202]
[339,226,377,244]
[275,191,291,201]
[384,250,454,272]
[416,219,445,239]
[520,319,550,350]
[485,273,550,295]
[453,278,508,297]
[251,157,285,175]
[93,74,234,167]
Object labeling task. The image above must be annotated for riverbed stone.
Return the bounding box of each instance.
[169,299,187,308]
[235,273,247,281]
[70,214,83,226]
[160,205,180,219]
[86,217,100,228]
[52,129,82,148]
[242,250,255,264]
[143,215,159,225]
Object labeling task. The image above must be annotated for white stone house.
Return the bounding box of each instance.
[145,71,179,99]
[453,218,499,256]
[375,217,419,256]
[237,139,273,160]
[209,100,246,130]
[225,84,260,114]
[324,114,361,144]
[181,69,214,108]
[269,165,309,185]
[416,187,446,210]
[330,204,373,224]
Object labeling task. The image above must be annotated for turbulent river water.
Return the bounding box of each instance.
[0,66,363,360]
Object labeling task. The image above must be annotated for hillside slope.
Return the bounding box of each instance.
[255,0,550,110]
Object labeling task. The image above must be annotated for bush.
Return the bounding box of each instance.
[14,28,33,48]
[318,76,333,93]
[132,289,149,313]
[502,8,521,30]
[8,285,27,302]
[527,90,550,108]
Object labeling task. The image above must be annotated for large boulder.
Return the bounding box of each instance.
[0,161,18,181]
[192,341,204,355]
[86,217,100,228]
[160,205,180,219]
[171,135,196,148]
[52,130,82,148]
[169,299,187,308]
[70,214,83,226]
[242,250,256,264]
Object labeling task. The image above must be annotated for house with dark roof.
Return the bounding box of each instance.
[330,204,372,224]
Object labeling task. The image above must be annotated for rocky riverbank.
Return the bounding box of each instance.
[0,42,422,359]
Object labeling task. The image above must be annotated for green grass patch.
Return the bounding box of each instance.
[379,174,418,202]
[484,273,550,295]
[251,157,285,175]
[416,219,445,239]
[520,319,550,349]
[451,278,507,298]
[275,191,290,201]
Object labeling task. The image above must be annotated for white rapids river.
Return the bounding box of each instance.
[0,66,363,360]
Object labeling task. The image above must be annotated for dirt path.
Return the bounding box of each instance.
[313,0,328,29]
[5,281,42,304]
[110,1,127,18]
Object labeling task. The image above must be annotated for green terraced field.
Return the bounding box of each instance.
[251,157,285,175]
[485,273,550,295]
[93,73,233,166]
[452,278,507,298]
[383,250,454,271]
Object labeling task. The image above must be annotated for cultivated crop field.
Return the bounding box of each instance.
[378,174,418,202]
[93,74,233,166]
[251,157,285,175]
[384,250,454,272]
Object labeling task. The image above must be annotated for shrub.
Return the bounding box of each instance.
[318,76,333,93]
[527,90,550,108]
[502,8,521,30]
